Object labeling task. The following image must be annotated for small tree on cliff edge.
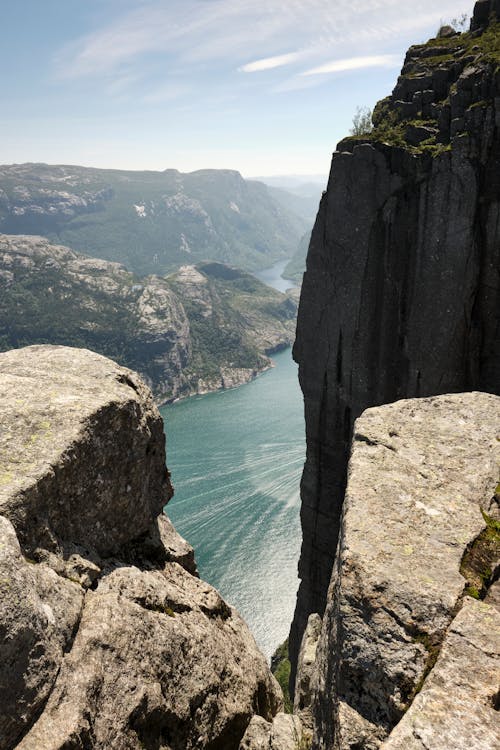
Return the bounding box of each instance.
[350,106,373,136]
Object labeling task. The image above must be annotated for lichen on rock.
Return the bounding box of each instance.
[0,345,281,750]
[309,392,500,749]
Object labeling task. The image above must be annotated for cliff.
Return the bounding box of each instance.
[0,234,297,403]
[290,0,500,683]
[0,345,281,750]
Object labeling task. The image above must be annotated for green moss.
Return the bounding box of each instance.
[409,632,442,701]
[147,602,176,617]
[271,639,293,713]
[460,501,500,600]
[465,585,481,599]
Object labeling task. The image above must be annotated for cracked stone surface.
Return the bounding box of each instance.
[310,392,500,750]
[239,713,307,750]
[0,346,281,750]
[294,613,322,731]
[380,597,500,750]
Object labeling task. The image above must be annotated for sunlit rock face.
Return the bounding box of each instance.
[0,346,282,750]
[310,392,499,749]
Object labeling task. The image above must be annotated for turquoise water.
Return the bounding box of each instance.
[253,259,295,293]
[160,348,305,659]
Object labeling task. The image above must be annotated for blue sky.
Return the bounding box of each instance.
[1,0,472,176]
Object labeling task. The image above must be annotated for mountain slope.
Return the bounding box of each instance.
[0,234,297,402]
[0,164,308,276]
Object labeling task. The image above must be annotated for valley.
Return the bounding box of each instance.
[0,163,309,276]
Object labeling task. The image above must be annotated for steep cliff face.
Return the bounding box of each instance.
[290,0,500,680]
[0,346,281,750]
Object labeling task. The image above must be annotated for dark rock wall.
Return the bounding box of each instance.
[289,0,500,684]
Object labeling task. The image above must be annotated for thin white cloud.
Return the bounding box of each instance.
[53,0,473,88]
[302,54,400,76]
[239,51,305,73]
[143,83,191,104]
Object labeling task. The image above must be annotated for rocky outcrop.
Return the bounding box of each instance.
[0,235,297,403]
[0,346,281,750]
[290,0,500,682]
[293,613,322,732]
[310,392,500,749]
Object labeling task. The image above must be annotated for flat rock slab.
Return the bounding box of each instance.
[312,392,500,749]
[381,597,500,750]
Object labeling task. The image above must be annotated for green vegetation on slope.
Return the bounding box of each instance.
[0,164,309,277]
[0,235,297,402]
[340,20,500,156]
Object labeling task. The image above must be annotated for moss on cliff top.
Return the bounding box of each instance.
[344,20,500,157]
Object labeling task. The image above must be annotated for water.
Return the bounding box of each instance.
[160,348,305,659]
[253,259,296,294]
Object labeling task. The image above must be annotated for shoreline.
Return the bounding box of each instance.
[157,352,288,407]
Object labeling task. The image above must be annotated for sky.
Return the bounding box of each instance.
[1,0,473,177]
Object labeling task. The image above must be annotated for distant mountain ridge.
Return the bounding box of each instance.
[0,163,309,277]
[0,234,297,402]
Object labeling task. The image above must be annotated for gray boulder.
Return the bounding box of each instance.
[0,344,170,557]
[0,346,281,750]
[239,713,307,750]
[0,515,83,749]
[18,563,280,750]
[310,392,499,749]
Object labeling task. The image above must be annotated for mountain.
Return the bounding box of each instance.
[261,185,323,225]
[0,234,297,403]
[251,177,324,284]
[0,164,309,276]
[253,175,327,191]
